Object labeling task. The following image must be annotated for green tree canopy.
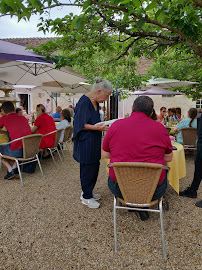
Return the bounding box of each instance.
[148,50,202,100]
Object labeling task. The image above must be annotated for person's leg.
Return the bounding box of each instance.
[190,153,202,191]
[0,145,23,179]
[2,160,12,171]
[108,176,123,198]
[152,178,168,201]
[0,145,17,171]
[180,153,202,198]
[108,176,149,221]
[80,162,100,199]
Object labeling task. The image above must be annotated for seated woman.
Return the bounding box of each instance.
[150,109,157,121]
[174,108,197,144]
[16,107,23,115]
[56,108,71,143]
[31,104,56,158]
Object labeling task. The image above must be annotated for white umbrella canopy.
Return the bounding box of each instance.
[137,87,183,96]
[39,82,92,94]
[144,77,199,89]
[0,60,87,89]
[134,90,146,95]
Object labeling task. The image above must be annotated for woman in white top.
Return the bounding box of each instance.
[56,109,71,143]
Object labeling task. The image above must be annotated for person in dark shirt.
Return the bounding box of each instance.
[179,113,202,207]
[73,78,112,209]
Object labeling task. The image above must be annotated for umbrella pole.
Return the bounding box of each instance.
[115,82,118,119]
[55,93,58,107]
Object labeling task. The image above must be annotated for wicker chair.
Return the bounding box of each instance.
[58,126,73,160]
[165,127,171,135]
[108,162,170,259]
[181,127,197,150]
[43,129,63,169]
[0,134,44,186]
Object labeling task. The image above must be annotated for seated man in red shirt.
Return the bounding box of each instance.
[157,106,167,122]
[102,96,173,221]
[0,101,32,180]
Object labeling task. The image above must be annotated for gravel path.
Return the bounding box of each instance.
[0,149,201,270]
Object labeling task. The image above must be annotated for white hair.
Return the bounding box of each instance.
[92,78,113,92]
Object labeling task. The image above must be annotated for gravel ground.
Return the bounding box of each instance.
[0,148,201,270]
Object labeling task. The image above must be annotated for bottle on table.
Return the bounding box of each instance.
[32,114,35,126]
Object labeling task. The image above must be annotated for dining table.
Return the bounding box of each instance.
[103,141,186,195]
[0,127,9,144]
[166,141,186,194]
[169,125,177,135]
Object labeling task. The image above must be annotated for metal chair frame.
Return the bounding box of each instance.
[0,134,44,186]
[108,162,170,259]
[59,126,73,160]
[43,129,63,169]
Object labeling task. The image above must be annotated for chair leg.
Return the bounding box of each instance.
[0,158,2,178]
[56,148,63,164]
[59,143,66,160]
[114,197,117,252]
[48,148,58,169]
[159,199,167,259]
[16,160,23,186]
[65,141,71,155]
[163,195,169,211]
[36,154,44,179]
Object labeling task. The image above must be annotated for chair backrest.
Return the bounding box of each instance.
[111,162,163,204]
[67,126,73,141]
[63,126,71,143]
[22,134,43,159]
[181,128,197,147]
[165,127,171,135]
[54,129,63,147]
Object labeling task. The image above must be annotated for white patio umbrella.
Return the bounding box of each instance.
[39,81,92,94]
[134,90,146,95]
[0,60,87,88]
[144,77,199,89]
[136,87,183,96]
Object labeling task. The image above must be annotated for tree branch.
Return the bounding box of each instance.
[106,38,139,63]
[192,0,202,8]
[99,13,181,42]
[99,2,202,58]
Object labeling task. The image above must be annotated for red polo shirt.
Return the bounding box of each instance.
[0,113,32,150]
[102,111,173,183]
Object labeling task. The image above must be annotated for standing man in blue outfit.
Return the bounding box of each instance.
[73,78,112,209]
[179,112,202,207]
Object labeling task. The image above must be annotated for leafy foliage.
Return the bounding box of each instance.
[0,0,201,93]
[148,49,202,100]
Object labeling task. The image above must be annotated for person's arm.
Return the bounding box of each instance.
[0,128,7,134]
[83,123,109,132]
[174,126,178,132]
[31,126,38,134]
[164,152,173,162]
[102,149,111,159]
